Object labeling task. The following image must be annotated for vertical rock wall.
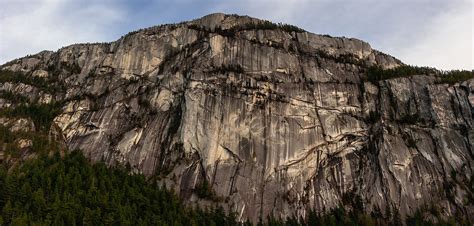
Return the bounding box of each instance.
[1,13,472,223]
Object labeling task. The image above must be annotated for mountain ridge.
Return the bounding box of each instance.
[3,13,401,71]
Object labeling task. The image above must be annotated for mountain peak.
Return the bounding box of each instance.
[189,13,268,31]
[3,13,401,72]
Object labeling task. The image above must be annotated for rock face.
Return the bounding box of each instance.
[1,13,473,222]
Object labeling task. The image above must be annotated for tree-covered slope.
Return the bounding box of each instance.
[0,150,239,226]
[0,150,470,225]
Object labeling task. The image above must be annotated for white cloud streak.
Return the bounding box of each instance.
[0,0,472,70]
[212,0,473,70]
[396,4,473,69]
[0,0,124,63]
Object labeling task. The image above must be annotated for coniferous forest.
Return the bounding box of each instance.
[0,150,239,226]
[0,149,469,226]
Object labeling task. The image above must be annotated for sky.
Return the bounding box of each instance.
[0,0,472,70]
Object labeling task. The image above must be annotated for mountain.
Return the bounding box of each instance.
[1,13,473,223]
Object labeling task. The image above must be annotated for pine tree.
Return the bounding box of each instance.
[10,212,29,226]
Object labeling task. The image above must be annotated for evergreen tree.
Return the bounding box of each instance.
[0,149,470,225]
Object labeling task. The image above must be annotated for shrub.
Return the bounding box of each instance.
[0,91,29,104]
[195,179,217,200]
[0,102,63,132]
[365,111,380,124]
[211,64,244,74]
[397,113,426,125]
[0,70,65,93]
[60,61,81,74]
[0,70,49,89]
[316,50,364,66]
[406,137,417,148]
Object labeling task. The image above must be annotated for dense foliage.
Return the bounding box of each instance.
[0,69,66,133]
[0,102,63,132]
[0,125,54,159]
[188,20,305,38]
[0,149,469,225]
[236,21,305,33]
[0,91,29,104]
[436,70,474,84]
[366,65,474,84]
[366,65,438,82]
[0,70,51,91]
[0,69,65,93]
[0,150,239,226]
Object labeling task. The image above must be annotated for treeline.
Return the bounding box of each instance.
[0,126,54,159]
[0,69,65,93]
[0,69,65,132]
[0,150,239,226]
[0,149,469,225]
[366,65,437,82]
[0,70,51,91]
[437,70,474,84]
[236,21,305,33]
[0,102,63,132]
[0,91,29,104]
[366,65,474,84]
[188,20,305,38]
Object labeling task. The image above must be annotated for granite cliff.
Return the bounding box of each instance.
[1,13,473,223]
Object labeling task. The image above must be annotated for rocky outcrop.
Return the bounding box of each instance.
[1,13,472,223]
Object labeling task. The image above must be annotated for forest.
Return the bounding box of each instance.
[0,150,239,226]
[0,149,469,226]
[366,65,474,84]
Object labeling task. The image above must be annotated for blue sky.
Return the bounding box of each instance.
[0,0,472,70]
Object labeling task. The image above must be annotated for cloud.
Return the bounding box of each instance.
[0,0,124,63]
[210,0,472,69]
[396,4,473,70]
[1,0,472,70]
